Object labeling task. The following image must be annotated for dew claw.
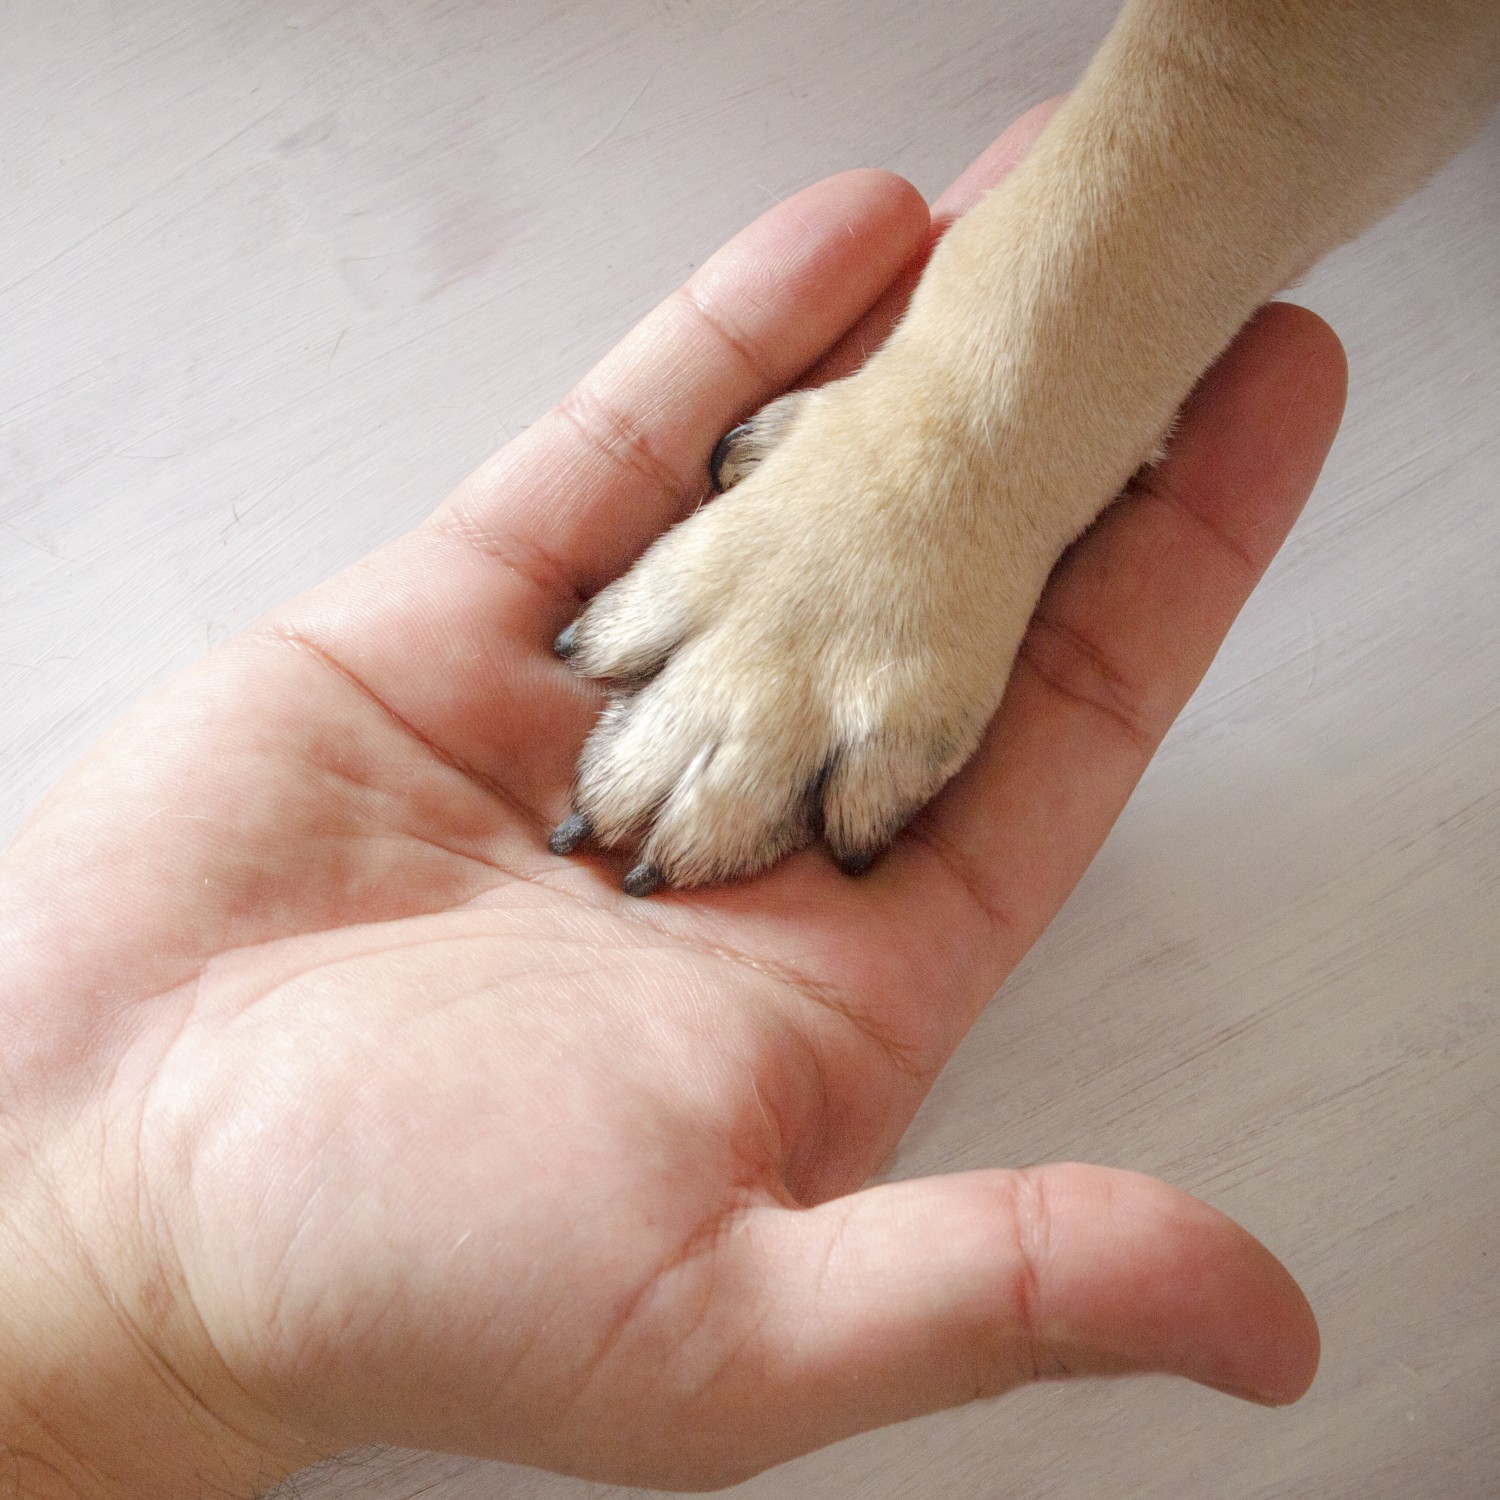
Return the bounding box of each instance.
[709,422,754,493]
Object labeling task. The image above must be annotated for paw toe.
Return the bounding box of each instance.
[572,686,694,845]
[635,730,824,887]
[563,553,697,683]
[819,720,979,876]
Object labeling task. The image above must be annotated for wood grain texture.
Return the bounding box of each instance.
[3,1,1496,1495]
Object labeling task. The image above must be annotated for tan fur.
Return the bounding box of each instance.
[563,0,1500,891]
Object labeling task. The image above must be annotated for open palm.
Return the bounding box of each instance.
[0,108,1341,1493]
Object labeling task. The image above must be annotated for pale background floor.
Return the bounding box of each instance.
[4,2,1498,1496]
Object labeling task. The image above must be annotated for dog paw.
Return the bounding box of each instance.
[553,369,1057,892]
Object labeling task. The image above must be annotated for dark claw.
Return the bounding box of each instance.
[547,812,593,856]
[553,620,579,659]
[708,422,754,493]
[834,848,879,877]
[623,861,665,898]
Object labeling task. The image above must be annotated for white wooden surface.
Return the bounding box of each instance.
[4,2,1498,1496]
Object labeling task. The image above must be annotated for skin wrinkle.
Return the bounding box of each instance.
[252,623,547,834]
[199,927,661,1030]
[18,604,945,1476]
[1017,613,1160,755]
[677,281,783,394]
[367,773,939,1092]
[904,816,1027,946]
[134,1010,325,1456]
[3,1442,84,1500]
[741,1072,788,1194]
[219,933,707,1421]
[221,766,923,1120]
[107,1298,247,1463]
[677,1255,779,1432]
[773,1019,839,1207]
[258,1172,339,1356]
[1131,462,1264,577]
[1251,348,1319,503]
[679,927,932,1087]
[806,1194,859,1318]
[23,1233,220,1495]
[119,1057,215,1418]
[563,1191,749,1416]
[651,1230,762,1428]
[554,379,700,521]
[425,502,586,623]
[652,1205,774,1423]
[183,904,889,1354]
[1006,1167,1053,1387]
[16,1041,275,1478]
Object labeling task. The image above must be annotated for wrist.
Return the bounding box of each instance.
[0,1136,309,1498]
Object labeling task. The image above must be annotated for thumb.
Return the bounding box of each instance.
[732,1163,1318,1462]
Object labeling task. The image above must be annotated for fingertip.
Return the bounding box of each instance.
[801,168,933,283]
[1256,300,1349,412]
[725,168,931,297]
[1036,1164,1321,1407]
[1260,299,1349,432]
[1235,1235,1321,1406]
[818,166,929,228]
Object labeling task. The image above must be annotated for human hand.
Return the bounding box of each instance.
[0,103,1341,1496]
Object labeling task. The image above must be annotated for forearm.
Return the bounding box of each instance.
[889,0,1499,542]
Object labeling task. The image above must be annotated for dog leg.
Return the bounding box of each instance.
[558,0,1500,891]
